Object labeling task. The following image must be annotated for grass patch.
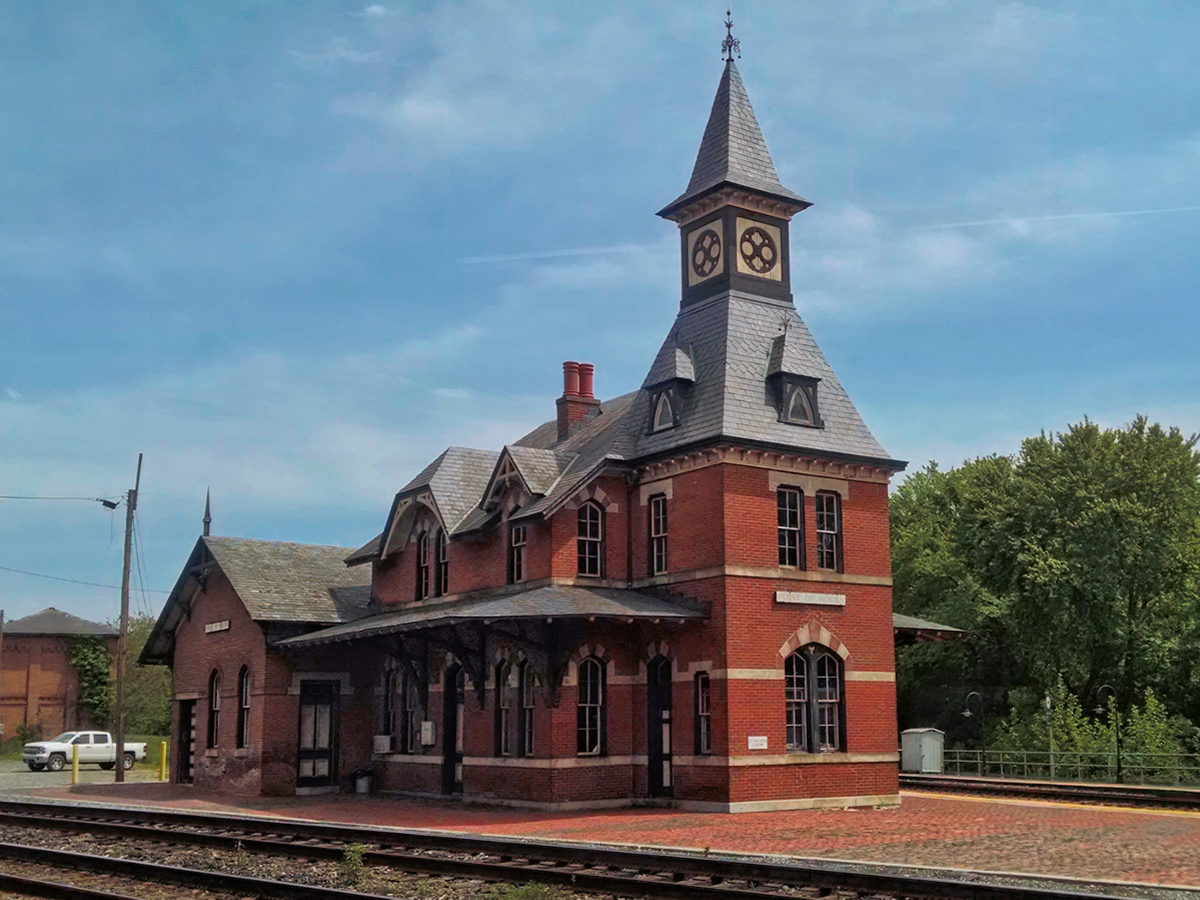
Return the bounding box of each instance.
[127,735,169,770]
[487,885,569,900]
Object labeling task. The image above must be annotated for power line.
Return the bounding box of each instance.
[0,564,169,593]
[0,495,123,504]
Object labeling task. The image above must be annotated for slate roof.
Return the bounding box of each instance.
[396,447,499,532]
[203,537,372,624]
[275,584,704,648]
[505,445,572,496]
[643,333,696,388]
[659,60,809,218]
[4,608,116,637]
[630,291,895,463]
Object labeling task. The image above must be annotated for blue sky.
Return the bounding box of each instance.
[2,2,1197,625]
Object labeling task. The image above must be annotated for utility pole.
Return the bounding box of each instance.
[114,453,142,783]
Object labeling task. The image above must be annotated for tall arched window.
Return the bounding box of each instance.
[694,671,712,755]
[207,670,221,749]
[236,666,250,749]
[399,673,420,754]
[519,661,535,757]
[415,532,430,600]
[577,502,605,577]
[785,644,844,752]
[434,529,449,596]
[381,668,397,748]
[576,657,605,755]
[494,661,513,756]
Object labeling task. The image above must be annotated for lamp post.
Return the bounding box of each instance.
[1094,683,1122,784]
[962,691,985,775]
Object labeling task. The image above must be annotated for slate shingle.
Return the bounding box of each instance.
[203,536,372,624]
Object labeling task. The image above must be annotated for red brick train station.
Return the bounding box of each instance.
[144,54,933,812]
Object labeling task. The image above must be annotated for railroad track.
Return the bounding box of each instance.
[0,797,1154,900]
[901,774,1200,810]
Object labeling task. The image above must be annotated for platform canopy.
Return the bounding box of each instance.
[893,612,966,647]
[275,584,704,650]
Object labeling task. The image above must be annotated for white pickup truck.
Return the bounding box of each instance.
[22,731,147,772]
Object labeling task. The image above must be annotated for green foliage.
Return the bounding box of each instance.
[487,886,568,900]
[14,722,43,744]
[893,417,1200,747]
[125,614,172,734]
[338,843,366,887]
[68,636,112,725]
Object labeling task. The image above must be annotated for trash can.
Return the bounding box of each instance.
[900,728,944,773]
[353,769,377,794]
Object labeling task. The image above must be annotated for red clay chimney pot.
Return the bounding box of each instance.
[578,363,595,399]
[562,361,581,397]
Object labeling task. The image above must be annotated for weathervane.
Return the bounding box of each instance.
[722,8,741,61]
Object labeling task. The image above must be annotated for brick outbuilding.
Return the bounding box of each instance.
[0,607,117,742]
[145,54,935,811]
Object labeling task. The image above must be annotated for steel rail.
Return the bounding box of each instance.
[0,870,144,900]
[901,774,1200,809]
[0,842,395,900]
[0,797,1142,900]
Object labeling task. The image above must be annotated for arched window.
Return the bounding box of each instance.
[415,532,430,600]
[652,392,674,431]
[577,502,605,577]
[399,673,420,754]
[207,670,221,749]
[508,522,527,584]
[519,661,535,757]
[236,666,250,749]
[785,645,844,753]
[381,668,397,748]
[434,529,449,596]
[786,384,814,425]
[494,661,513,756]
[694,671,712,754]
[576,657,605,755]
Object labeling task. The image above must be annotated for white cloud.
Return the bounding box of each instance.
[290,38,381,67]
[329,8,634,157]
[4,387,19,401]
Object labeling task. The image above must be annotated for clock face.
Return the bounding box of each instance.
[691,228,722,278]
[739,225,777,274]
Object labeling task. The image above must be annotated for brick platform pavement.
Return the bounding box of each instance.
[18,784,1200,891]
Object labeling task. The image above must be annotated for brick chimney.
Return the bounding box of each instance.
[556,360,600,441]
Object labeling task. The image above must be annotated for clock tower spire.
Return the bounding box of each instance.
[658,23,810,309]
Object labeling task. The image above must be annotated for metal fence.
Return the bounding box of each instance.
[943,749,1200,786]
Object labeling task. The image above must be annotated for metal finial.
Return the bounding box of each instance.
[202,487,212,537]
[722,9,741,62]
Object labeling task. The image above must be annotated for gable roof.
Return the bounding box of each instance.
[140,535,372,664]
[659,60,810,218]
[4,608,116,637]
[203,537,372,623]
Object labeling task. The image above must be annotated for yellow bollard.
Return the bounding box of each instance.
[71,743,79,785]
[159,741,168,781]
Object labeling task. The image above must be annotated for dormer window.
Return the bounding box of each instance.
[772,375,823,428]
[652,392,675,432]
[784,381,816,425]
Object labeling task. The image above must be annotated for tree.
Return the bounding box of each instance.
[123,614,172,735]
[893,417,1200,739]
